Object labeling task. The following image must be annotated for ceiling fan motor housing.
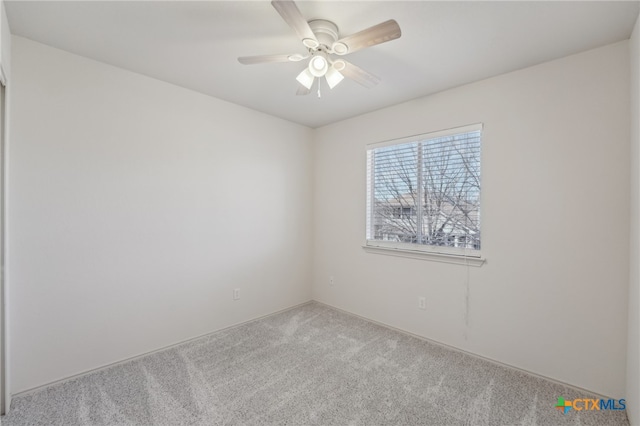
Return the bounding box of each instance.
[308,19,339,50]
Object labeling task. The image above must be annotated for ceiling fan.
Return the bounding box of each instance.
[238,1,401,96]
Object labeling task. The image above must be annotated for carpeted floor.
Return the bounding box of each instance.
[2,302,630,425]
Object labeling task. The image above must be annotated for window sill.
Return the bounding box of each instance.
[362,244,486,267]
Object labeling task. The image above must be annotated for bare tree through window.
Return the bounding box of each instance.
[367,129,481,251]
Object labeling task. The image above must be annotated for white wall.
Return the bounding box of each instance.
[0,0,10,413]
[628,12,640,426]
[8,36,313,394]
[0,1,10,78]
[313,41,630,398]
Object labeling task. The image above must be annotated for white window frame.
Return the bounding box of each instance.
[363,123,485,266]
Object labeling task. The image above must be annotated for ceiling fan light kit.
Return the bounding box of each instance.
[238,0,401,97]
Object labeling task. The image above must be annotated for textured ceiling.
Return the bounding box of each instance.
[6,1,640,128]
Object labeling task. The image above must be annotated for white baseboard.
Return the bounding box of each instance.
[9,298,614,408]
[10,300,313,401]
[313,300,615,401]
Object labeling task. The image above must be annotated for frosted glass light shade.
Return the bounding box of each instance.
[296,68,315,90]
[325,66,344,89]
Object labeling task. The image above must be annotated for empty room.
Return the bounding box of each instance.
[0,1,638,425]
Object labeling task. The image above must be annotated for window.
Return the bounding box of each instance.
[366,124,482,259]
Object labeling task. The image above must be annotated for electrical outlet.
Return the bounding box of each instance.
[418,296,426,310]
[329,276,335,286]
[233,288,240,300]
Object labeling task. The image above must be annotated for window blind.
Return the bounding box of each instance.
[366,126,482,252]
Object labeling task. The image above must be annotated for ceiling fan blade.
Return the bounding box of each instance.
[238,54,303,65]
[333,20,401,55]
[340,60,380,88]
[271,1,318,46]
[296,83,311,96]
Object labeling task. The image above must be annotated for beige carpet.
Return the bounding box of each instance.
[2,302,630,425]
